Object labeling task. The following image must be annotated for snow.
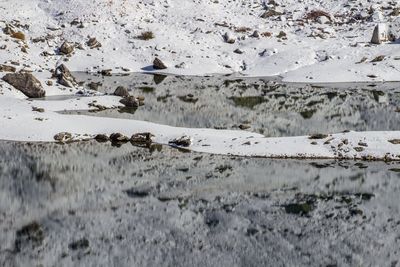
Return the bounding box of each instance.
[0,0,400,160]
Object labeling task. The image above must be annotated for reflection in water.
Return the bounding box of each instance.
[1,141,400,266]
[57,73,400,137]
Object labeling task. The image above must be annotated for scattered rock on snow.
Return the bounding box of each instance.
[2,72,45,98]
[153,58,167,70]
[59,41,74,55]
[309,133,329,139]
[223,32,236,44]
[94,134,109,142]
[86,37,102,49]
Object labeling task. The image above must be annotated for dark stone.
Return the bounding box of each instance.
[120,96,139,108]
[68,238,89,250]
[15,222,44,252]
[153,58,167,70]
[55,64,77,88]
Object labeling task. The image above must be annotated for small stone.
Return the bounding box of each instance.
[120,96,139,108]
[370,55,385,62]
[11,31,25,41]
[250,30,260,38]
[354,147,364,152]
[68,238,89,251]
[94,134,109,142]
[153,58,167,70]
[86,37,102,49]
[54,132,72,143]
[223,32,236,44]
[113,86,129,97]
[110,133,129,143]
[239,124,251,130]
[169,136,192,147]
[233,48,244,54]
[175,62,187,69]
[2,73,45,98]
[59,41,74,55]
[100,69,112,76]
[32,106,45,113]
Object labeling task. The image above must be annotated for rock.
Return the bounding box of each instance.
[113,86,129,97]
[317,16,330,24]
[251,30,260,38]
[308,133,328,139]
[371,23,389,44]
[11,31,25,41]
[54,132,73,143]
[260,8,284,18]
[370,55,385,62]
[86,37,102,49]
[59,41,74,55]
[68,238,89,251]
[388,139,400,145]
[239,124,251,130]
[233,48,244,54]
[14,222,44,252]
[2,73,45,98]
[110,133,129,142]
[169,136,192,147]
[0,64,16,72]
[94,134,109,142]
[223,32,236,44]
[32,106,45,113]
[175,62,187,69]
[131,132,154,143]
[100,69,112,76]
[120,96,139,108]
[55,64,77,88]
[153,58,167,70]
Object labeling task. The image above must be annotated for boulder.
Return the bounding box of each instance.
[153,58,167,70]
[59,41,74,55]
[55,64,77,88]
[371,23,389,44]
[113,86,129,97]
[120,96,139,108]
[2,73,45,98]
[223,32,236,44]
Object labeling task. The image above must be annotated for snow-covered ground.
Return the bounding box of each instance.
[1,0,400,160]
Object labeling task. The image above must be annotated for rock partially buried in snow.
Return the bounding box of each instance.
[223,32,236,44]
[113,86,129,97]
[131,132,154,144]
[54,132,72,143]
[55,64,77,88]
[2,72,45,98]
[371,23,389,44]
[86,37,102,49]
[153,58,167,70]
[169,136,192,147]
[0,64,16,72]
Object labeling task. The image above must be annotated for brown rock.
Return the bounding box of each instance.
[55,64,77,88]
[2,73,45,98]
[0,64,16,72]
[59,41,74,55]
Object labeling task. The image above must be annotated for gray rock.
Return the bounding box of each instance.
[2,72,45,98]
[113,86,129,97]
[153,58,167,70]
[110,133,130,142]
[54,132,73,143]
